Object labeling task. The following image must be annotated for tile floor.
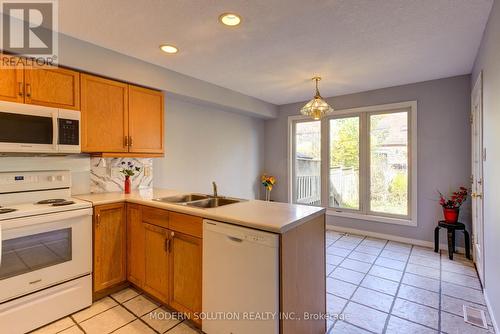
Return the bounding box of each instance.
[326,230,496,334]
[31,288,202,334]
[31,231,496,334]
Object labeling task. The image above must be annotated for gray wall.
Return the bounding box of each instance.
[264,75,471,244]
[472,0,500,329]
[153,96,265,199]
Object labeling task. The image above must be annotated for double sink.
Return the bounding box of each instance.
[153,194,243,208]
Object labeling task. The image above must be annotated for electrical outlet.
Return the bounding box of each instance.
[144,166,152,177]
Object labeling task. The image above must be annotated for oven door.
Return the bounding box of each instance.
[0,208,92,303]
[0,101,58,153]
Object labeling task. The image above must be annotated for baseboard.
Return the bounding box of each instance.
[484,288,499,333]
[326,224,467,254]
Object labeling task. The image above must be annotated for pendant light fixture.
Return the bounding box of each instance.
[300,76,333,120]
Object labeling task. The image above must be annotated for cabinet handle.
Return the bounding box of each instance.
[124,136,129,147]
[26,83,31,98]
[165,237,170,252]
[129,136,133,147]
[18,82,23,96]
[96,213,101,227]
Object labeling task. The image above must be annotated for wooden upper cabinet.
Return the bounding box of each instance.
[81,74,129,153]
[24,66,80,110]
[93,203,127,293]
[0,55,24,103]
[127,204,145,288]
[128,85,164,154]
[169,231,202,324]
[143,223,170,304]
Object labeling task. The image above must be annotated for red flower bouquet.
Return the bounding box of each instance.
[438,187,468,223]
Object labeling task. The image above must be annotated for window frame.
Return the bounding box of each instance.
[288,101,418,226]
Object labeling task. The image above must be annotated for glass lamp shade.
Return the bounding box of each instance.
[300,96,333,120]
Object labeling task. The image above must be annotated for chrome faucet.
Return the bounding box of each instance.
[212,181,218,198]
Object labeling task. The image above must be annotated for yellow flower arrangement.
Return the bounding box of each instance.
[261,174,276,201]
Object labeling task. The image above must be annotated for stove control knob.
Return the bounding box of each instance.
[56,175,64,181]
[47,176,56,182]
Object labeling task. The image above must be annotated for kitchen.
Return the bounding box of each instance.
[1,1,499,334]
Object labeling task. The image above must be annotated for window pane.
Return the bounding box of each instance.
[295,121,321,205]
[329,117,360,209]
[370,112,409,215]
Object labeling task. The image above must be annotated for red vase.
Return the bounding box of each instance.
[443,207,459,223]
[124,176,131,194]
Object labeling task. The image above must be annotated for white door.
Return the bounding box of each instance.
[471,72,484,284]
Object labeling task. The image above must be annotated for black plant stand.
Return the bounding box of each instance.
[434,221,471,260]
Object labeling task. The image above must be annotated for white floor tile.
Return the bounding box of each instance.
[348,251,378,264]
[113,319,155,334]
[327,293,348,315]
[409,254,441,269]
[375,257,407,271]
[351,287,394,312]
[386,315,438,334]
[339,258,372,273]
[332,320,372,334]
[334,240,359,250]
[141,307,182,333]
[391,298,439,329]
[356,245,383,256]
[331,267,366,285]
[397,284,440,308]
[111,288,140,304]
[402,273,440,293]
[441,270,482,290]
[441,261,478,277]
[406,263,440,280]
[123,295,159,317]
[327,254,345,265]
[327,246,351,257]
[327,277,358,299]
[369,265,403,282]
[441,295,492,325]
[72,297,118,323]
[441,282,486,305]
[167,322,201,333]
[31,317,75,334]
[361,275,400,296]
[79,305,135,334]
[343,302,388,333]
[380,249,410,262]
[440,311,494,334]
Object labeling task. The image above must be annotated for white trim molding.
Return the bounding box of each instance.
[484,289,499,334]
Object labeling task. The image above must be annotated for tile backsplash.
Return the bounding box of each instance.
[90,157,153,193]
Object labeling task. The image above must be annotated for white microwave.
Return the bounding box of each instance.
[0,101,81,154]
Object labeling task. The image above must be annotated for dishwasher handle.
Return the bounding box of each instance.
[227,235,244,243]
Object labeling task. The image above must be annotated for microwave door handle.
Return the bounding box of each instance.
[53,112,58,150]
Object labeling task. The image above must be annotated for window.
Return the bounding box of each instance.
[290,102,417,225]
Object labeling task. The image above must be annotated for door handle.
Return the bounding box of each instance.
[18,82,23,96]
[26,83,31,98]
[471,193,483,199]
[96,213,101,227]
[124,136,129,147]
[129,136,133,147]
[165,238,170,252]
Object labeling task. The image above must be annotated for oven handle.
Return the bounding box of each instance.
[1,208,92,232]
[52,111,59,150]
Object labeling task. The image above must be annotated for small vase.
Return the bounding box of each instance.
[124,175,131,194]
[443,207,459,223]
[265,188,272,201]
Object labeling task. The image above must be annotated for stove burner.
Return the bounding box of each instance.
[51,200,75,207]
[37,199,67,204]
[0,208,17,214]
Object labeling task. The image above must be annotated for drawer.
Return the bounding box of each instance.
[169,212,203,238]
[142,206,169,229]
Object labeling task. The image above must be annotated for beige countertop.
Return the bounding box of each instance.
[74,188,325,234]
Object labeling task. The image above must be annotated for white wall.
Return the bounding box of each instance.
[472,0,500,330]
[153,96,265,199]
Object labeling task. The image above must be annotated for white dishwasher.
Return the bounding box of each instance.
[202,219,279,334]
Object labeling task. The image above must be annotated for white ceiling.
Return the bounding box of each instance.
[58,0,493,105]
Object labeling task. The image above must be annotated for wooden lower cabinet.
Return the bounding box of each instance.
[127,204,145,288]
[93,203,127,294]
[143,222,170,304]
[169,231,202,325]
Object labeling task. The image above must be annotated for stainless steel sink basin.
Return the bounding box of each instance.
[186,197,241,208]
[153,194,209,203]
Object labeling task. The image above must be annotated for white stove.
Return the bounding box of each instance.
[0,170,92,334]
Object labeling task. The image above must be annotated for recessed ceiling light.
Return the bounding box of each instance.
[219,13,241,26]
[159,44,178,54]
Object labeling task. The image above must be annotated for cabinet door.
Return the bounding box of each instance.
[128,85,164,154]
[169,230,202,324]
[81,74,129,152]
[143,223,169,303]
[93,203,127,293]
[24,66,80,109]
[0,55,24,103]
[127,204,145,288]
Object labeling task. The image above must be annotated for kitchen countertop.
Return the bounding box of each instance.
[74,188,325,234]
